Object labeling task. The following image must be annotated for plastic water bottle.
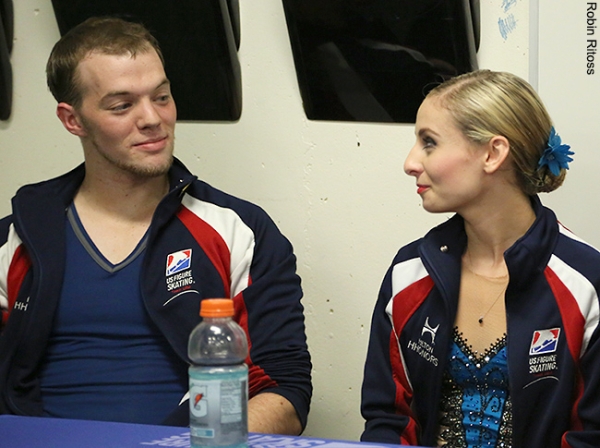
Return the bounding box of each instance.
[188,299,249,448]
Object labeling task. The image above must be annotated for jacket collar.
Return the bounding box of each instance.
[14,157,196,207]
[504,195,559,290]
[167,157,197,193]
[418,195,559,295]
[12,157,198,250]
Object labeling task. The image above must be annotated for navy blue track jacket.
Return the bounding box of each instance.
[0,158,312,427]
[361,197,600,447]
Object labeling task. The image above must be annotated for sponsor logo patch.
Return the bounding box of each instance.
[407,316,440,366]
[421,317,439,344]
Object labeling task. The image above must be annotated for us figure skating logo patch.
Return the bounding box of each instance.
[166,249,192,275]
[164,249,196,297]
[529,328,560,355]
[528,328,560,375]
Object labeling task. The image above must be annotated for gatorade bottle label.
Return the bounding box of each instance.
[189,368,248,441]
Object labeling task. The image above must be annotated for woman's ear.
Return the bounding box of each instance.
[56,102,87,137]
[483,135,510,174]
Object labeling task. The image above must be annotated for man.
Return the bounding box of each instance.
[0,17,311,434]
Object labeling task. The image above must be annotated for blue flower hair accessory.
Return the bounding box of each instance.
[537,127,574,176]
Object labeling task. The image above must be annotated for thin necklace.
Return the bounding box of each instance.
[477,286,507,325]
[464,251,509,325]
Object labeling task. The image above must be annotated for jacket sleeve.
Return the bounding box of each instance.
[0,216,10,324]
[564,323,600,447]
[360,264,420,446]
[551,235,600,447]
[234,209,312,430]
[0,216,28,330]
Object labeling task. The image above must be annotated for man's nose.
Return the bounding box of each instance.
[137,98,161,128]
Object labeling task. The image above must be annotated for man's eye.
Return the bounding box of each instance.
[111,103,131,112]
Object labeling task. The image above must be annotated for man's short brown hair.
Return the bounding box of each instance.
[46,16,164,108]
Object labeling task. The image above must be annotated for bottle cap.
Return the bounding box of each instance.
[200,298,235,318]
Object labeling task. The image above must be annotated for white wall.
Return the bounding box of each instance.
[534,0,600,250]
[0,0,532,441]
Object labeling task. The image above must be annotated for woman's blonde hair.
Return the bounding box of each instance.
[427,69,565,194]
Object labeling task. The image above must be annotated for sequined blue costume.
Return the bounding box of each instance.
[438,330,512,447]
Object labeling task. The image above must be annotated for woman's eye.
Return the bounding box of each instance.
[423,137,436,148]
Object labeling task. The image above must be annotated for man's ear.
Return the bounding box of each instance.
[483,135,510,174]
[56,102,87,137]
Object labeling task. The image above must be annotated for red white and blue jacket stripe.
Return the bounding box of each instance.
[0,158,312,427]
[361,196,600,448]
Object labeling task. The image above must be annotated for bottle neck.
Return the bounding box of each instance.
[201,316,233,322]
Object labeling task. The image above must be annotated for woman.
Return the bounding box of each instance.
[360,70,599,448]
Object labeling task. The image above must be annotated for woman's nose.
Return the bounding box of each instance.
[404,144,422,177]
